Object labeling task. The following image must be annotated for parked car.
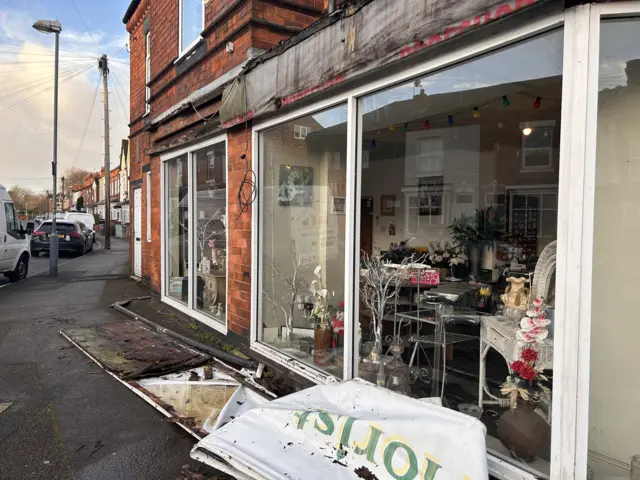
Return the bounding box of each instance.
[0,184,32,282]
[64,212,96,241]
[31,220,91,257]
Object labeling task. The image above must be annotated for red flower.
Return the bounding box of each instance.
[519,364,537,381]
[338,301,345,309]
[521,348,538,363]
[510,361,526,374]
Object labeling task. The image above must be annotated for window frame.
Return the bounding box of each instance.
[145,30,150,115]
[146,171,151,242]
[160,134,228,334]
[178,0,205,57]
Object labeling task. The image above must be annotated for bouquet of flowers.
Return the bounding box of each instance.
[501,347,550,404]
[448,250,468,267]
[427,241,454,268]
[516,297,551,345]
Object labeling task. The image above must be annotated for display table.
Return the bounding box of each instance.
[478,316,553,417]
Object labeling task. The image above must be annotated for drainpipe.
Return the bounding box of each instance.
[328,0,335,13]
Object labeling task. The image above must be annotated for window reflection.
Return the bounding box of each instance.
[166,155,189,303]
[259,104,348,378]
[357,29,562,475]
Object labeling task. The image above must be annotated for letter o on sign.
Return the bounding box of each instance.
[383,441,418,480]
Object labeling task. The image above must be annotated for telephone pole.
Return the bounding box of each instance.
[99,54,111,250]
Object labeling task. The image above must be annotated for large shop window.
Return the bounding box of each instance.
[164,139,227,328]
[258,104,348,379]
[589,18,640,479]
[356,29,562,476]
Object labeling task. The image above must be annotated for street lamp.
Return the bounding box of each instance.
[33,19,62,277]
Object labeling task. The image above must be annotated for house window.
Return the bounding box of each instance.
[146,172,151,242]
[145,31,150,115]
[520,120,556,171]
[162,137,227,332]
[508,188,558,246]
[179,0,204,54]
[417,137,443,174]
[293,124,311,140]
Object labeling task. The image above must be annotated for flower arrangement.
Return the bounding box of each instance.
[501,297,552,403]
[383,240,420,264]
[331,301,345,333]
[310,265,335,330]
[501,347,550,404]
[427,241,453,268]
[516,297,551,345]
[448,250,468,267]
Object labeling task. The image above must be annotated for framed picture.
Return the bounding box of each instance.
[332,196,346,215]
[381,194,396,216]
[278,165,314,206]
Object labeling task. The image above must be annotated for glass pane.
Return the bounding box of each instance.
[259,104,348,378]
[357,29,562,476]
[589,18,640,479]
[193,142,227,323]
[523,126,553,149]
[181,0,202,51]
[166,154,189,304]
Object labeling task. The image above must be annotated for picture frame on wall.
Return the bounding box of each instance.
[278,165,314,206]
[332,196,346,215]
[381,194,396,216]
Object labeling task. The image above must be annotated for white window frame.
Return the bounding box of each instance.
[178,0,205,58]
[145,31,150,115]
[249,5,640,479]
[146,171,151,242]
[160,134,228,335]
[520,120,556,172]
[417,136,444,174]
[507,185,558,240]
[293,124,311,140]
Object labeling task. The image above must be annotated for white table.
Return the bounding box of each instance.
[478,316,553,419]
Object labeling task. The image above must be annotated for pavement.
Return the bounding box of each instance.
[0,235,211,480]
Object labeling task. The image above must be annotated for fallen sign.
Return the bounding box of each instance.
[191,378,489,480]
[61,321,272,439]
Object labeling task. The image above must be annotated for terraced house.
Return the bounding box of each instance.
[123,0,640,478]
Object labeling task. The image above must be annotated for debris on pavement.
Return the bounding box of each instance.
[0,402,13,415]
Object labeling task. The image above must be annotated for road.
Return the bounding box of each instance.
[0,241,102,288]
[0,236,208,479]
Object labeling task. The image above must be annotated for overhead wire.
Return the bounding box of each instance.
[109,72,129,125]
[0,64,94,116]
[0,49,97,59]
[0,62,95,97]
[69,0,102,54]
[71,75,101,168]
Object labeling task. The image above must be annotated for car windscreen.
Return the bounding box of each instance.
[66,215,94,228]
[37,223,77,234]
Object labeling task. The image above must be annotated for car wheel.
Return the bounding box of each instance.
[8,254,29,283]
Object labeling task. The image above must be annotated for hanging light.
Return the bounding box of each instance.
[424,120,431,130]
[371,139,377,148]
[403,122,408,132]
[502,95,510,107]
[533,96,542,109]
[472,107,480,118]
[447,115,453,126]
[522,127,532,136]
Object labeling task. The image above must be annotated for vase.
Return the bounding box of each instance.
[314,327,333,366]
[498,399,550,462]
[451,263,469,279]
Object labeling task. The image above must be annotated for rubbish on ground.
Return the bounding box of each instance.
[0,403,13,415]
[191,378,488,480]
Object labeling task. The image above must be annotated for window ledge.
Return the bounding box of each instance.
[175,37,204,65]
[520,167,554,173]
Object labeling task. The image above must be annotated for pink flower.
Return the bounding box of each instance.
[520,316,550,331]
[533,297,543,307]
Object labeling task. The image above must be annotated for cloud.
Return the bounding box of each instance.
[0,8,129,192]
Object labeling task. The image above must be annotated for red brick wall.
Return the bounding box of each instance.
[124,0,326,339]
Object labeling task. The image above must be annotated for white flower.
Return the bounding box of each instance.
[314,265,322,278]
[310,280,317,294]
[318,289,328,298]
[435,255,443,263]
[443,252,450,258]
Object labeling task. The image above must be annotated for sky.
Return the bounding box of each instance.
[0,0,132,192]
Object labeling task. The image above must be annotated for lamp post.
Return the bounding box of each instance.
[33,19,62,277]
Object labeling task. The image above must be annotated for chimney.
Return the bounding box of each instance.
[626,59,640,86]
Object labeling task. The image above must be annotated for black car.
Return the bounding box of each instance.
[31,221,92,257]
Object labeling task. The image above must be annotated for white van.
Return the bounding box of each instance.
[64,212,96,241]
[0,184,31,282]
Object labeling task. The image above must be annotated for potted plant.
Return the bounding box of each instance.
[498,298,551,462]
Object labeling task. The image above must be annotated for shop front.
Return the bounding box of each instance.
[241,2,640,479]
